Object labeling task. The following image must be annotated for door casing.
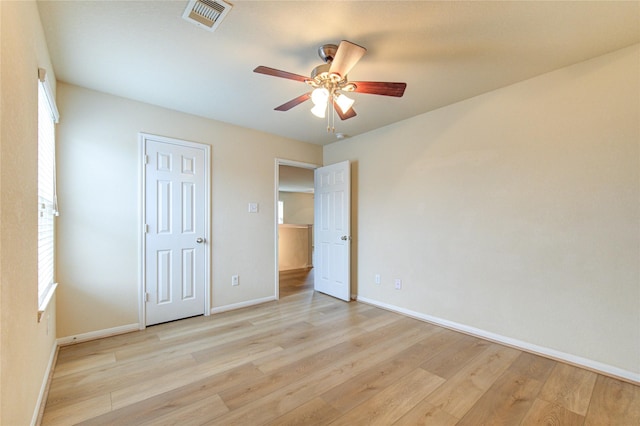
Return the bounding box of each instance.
[274,158,320,299]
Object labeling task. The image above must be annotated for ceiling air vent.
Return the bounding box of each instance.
[182,0,232,32]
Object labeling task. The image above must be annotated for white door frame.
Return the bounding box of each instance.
[138,133,211,329]
[274,158,320,300]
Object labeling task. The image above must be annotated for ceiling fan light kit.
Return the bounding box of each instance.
[254,40,407,134]
[310,102,327,119]
[335,93,355,114]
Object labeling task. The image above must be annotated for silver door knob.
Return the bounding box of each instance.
[196,237,205,244]
[341,235,350,241]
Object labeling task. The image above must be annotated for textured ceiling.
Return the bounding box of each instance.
[38,1,640,146]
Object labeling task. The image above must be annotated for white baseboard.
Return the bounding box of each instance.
[31,340,58,426]
[357,296,640,385]
[57,323,140,346]
[210,296,276,314]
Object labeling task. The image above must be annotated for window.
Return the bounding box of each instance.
[37,68,59,316]
[278,201,284,224]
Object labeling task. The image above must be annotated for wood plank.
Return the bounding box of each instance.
[456,351,557,425]
[133,393,228,426]
[252,325,365,374]
[425,343,521,418]
[584,374,640,425]
[420,333,489,379]
[393,399,459,425]
[52,352,116,378]
[507,351,556,381]
[521,398,585,426]
[327,368,445,425]
[538,362,597,416]
[219,316,431,410]
[45,354,198,410]
[74,364,262,425]
[41,393,112,426]
[264,397,341,426]
[55,331,159,363]
[109,342,281,410]
[320,336,446,413]
[456,370,543,425]
[212,318,436,424]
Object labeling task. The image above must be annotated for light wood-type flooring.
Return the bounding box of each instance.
[41,268,639,425]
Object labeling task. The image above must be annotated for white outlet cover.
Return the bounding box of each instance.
[394,279,402,289]
[248,202,259,213]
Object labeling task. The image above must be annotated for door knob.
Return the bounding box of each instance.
[340,235,351,241]
[196,237,205,244]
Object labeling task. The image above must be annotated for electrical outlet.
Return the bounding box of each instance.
[232,275,239,286]
[375,274,381,284]
[394,279,402,290]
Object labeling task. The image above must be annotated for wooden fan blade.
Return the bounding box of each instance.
[254,66,309,83]
[275,93,311,111]
[329,40,366,78]
[352,81,407,97]
[331,99,357,120]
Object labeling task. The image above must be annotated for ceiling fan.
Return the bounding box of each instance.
[254,40,406,129]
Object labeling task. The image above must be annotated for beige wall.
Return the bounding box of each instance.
[279,191,314,225]
[0,1,58,424]
[324,44,639,377]
[278,225,312,271]
[278,192,314,271]
[56,83,322,337]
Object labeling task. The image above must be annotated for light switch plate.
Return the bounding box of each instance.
[248,202,259,213]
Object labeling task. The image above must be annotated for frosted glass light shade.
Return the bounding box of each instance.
[335,93,355,113]
[311,88,329,105]
[311,103,326,118]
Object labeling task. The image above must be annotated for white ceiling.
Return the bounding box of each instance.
[38,1,639,146]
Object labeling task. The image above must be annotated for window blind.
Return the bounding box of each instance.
[38,69,59,309]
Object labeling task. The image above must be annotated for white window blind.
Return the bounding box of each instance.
[38,68,59,311]
[278,201,284,224]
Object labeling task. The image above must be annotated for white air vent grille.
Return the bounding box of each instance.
[182,0,232,32]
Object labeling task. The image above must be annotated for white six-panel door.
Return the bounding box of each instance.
[142,135,209,326]
[314,160,351,301]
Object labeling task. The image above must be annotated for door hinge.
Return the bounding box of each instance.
[145,292,149,302]
[144,224,149,234]
[143,155,149,165]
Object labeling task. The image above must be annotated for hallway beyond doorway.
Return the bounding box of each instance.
[279,268,313,298]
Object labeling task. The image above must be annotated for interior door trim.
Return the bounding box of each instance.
[274,158,321,300]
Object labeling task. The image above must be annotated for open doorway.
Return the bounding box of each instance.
[275,159,319,299]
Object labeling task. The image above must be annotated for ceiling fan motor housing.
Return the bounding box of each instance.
[318,44,338,63]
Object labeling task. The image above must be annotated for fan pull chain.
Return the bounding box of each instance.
[327,100,336,133]
[326,101,331,133]
[332,103,335,133]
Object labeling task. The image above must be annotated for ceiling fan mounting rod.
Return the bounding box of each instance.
[318,44,339,63]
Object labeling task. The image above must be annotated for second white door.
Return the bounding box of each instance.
[314,160,351,301]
